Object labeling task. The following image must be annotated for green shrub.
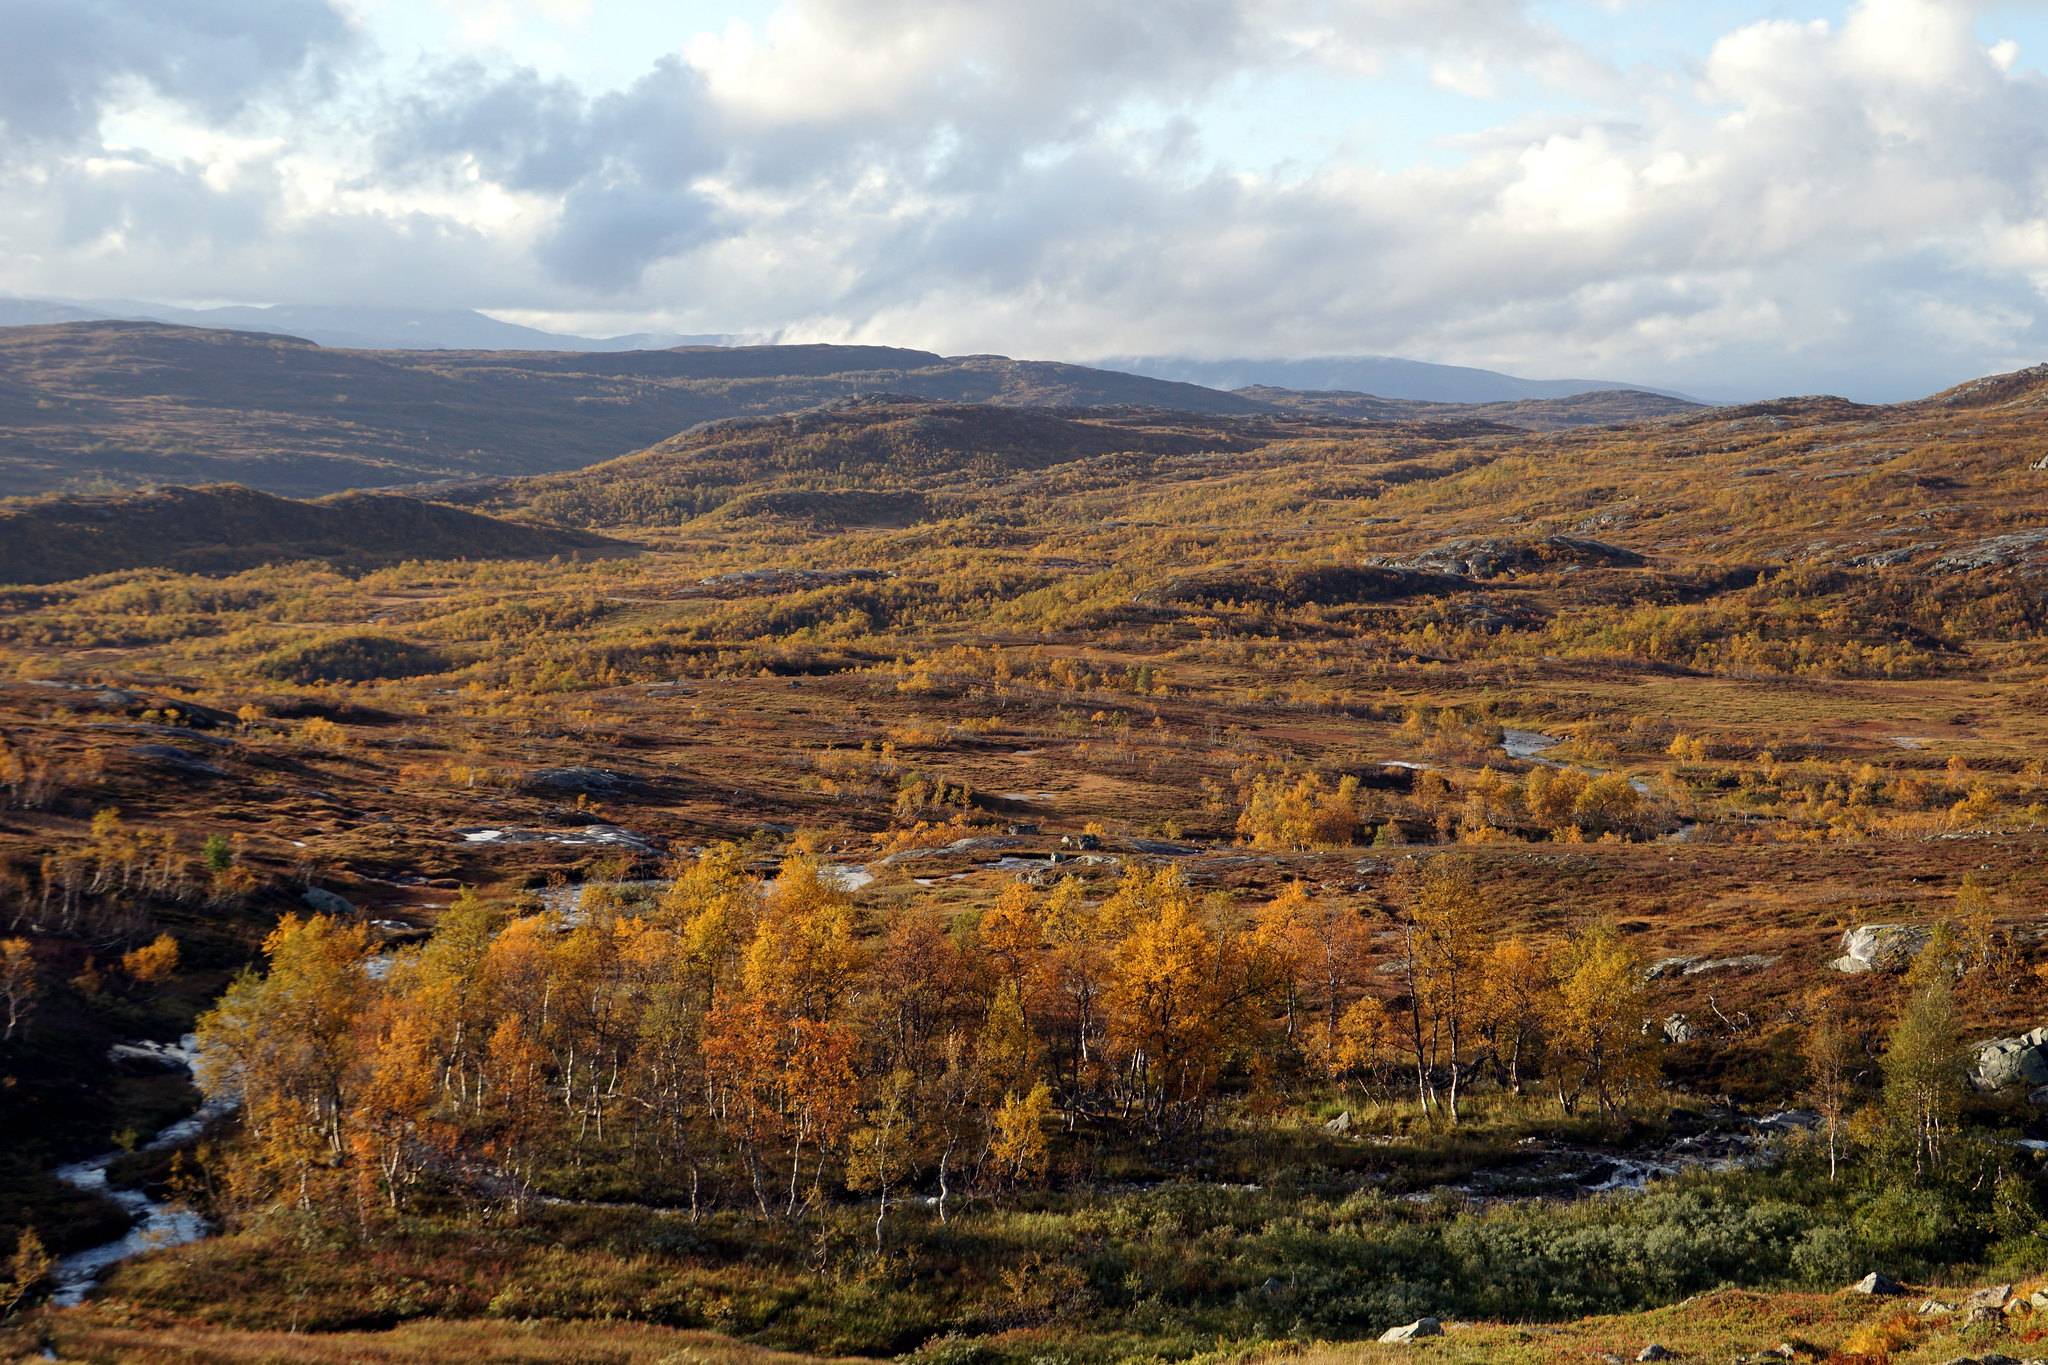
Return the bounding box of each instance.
[255,632,450,683]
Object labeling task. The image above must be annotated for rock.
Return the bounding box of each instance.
[1830,924,1930,974]
[1646,955,1697,981]
[1378,1317,1442,1343]
[1325,1110,1352,1134]
[107,1039,192,1070]
[520,766,646,800]
[1849,1271,1906,1295]
[85,721,234,747]
[1684,953,1779,976]
[303,886,356,917]
[1371,535,1642,579]
[1931,528,2048,574]
[1920,1299,1957,1315]
[1971,1031,2048,1093]
[125,744,227,779]
[1963,1284,2014,1312]
[1637,1347,1674,1362]
[1662,1014,1696,1045]
[1126,838,1201,857]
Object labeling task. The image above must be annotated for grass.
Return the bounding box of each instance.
[15,1277,2048,1364]
[35,1145,2035,1363]
[10,1312,865,1363]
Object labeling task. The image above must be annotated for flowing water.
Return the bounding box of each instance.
[48,1036,236,1307]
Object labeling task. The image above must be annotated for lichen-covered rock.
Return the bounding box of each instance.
[1829,924,1930,973]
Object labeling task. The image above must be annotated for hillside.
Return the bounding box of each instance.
[0,484,616,584]
[1238,384,1704,428]
[474,398,1288,528]
[0,322,1267,496]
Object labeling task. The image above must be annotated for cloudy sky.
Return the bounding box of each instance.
[4,0,2048,398]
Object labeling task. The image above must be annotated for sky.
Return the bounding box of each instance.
[5,0,2048,399]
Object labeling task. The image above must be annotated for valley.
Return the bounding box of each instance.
[2,338,2048,1363]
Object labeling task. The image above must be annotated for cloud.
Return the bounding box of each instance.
[376,55,724,290]
[2,0,2047,397]
[0,0,356,150]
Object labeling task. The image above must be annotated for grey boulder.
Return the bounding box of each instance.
[1849,1271,1906,1295]
[1378,1317,1442,1343]
[1970,1030,2048,1093]
[303,886,357,917]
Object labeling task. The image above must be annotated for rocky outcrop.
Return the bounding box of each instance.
[1969,1028,2048,1094]
[1370,535,1643,579]
[1931,528,2048,575]
[1378,1317,1442,1343]
[125,744,228,779]
[1829,924,1930,973]
[1648,953,1779,980]
[520,766,649,800]
[1848,1271,1906,1295]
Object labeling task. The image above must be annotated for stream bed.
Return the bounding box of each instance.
[49,1035,236,1307]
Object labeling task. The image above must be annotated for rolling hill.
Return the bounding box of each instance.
[471,398,1283,529]
[0,297,725,352]
[1237,385,1703,429]
[0,483,617,584]
[0,322,1268,497]
[0,323,1723,500]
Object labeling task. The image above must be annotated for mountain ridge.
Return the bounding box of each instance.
[1109,353,1694,403]
[0,321,1266,496]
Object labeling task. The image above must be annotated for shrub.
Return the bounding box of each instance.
[256,633,450,683]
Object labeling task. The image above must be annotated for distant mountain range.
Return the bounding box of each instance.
[0,319,1705,498]
[0,297,728,353]
[0,321,1264,496]
[1108,354,1691,405]
[1,297,1681,404]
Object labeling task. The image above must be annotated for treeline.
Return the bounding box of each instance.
[194,855,1668,1236]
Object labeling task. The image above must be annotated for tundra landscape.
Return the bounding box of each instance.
[7,1,2048,1362]
[2,319,2048,1363]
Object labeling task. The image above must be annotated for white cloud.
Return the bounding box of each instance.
[1,0,2046,397]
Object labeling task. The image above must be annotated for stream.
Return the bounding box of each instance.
[1500,727,1694,839]
[1500,727,1654,796]
[48,1035,236,1308]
